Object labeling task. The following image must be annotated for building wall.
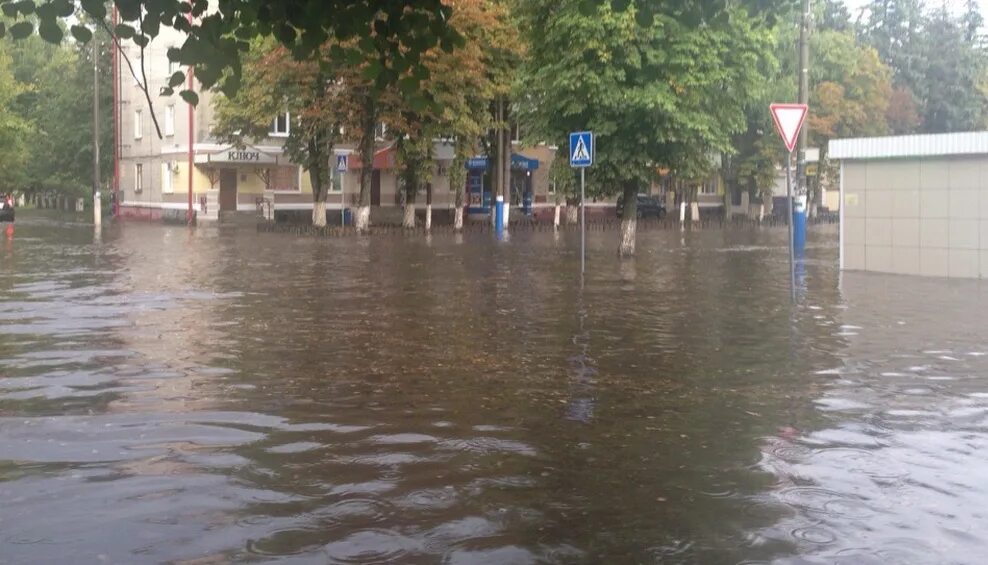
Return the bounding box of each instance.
[842,156,988,278]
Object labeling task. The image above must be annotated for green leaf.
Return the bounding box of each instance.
[159,87,174,97]
[179,89,199,107]
[70,25,93,43]
[134,34,149,48]
[15,0,34,15]
[52,0,72,18]
[0,22,5,38]
[1,3,18,17]
[361,59,382,81]
[114,24,135,39]
[9,21,33,40]
[168,71,186,88]
[80,0,106,19]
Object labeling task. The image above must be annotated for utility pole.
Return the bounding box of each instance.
[796,0,810,201]
[792,0,810,254]
[93,35,101,228]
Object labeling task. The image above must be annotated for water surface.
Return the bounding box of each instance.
[2,214,987,563]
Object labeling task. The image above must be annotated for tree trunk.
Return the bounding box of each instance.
[690,201,700,224]
[313,201,327,227]
[619,182,637,257]
[356,93,376,233]
[403,201,416,228]
[310,161,327,227]
[554,204,560,228]
[565,204,578,224]
[425,183,433,231]
[454,206,464,230]
[356,205,370,231]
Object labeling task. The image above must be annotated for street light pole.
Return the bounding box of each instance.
[93,35,101,228]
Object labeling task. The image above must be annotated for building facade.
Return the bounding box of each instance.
[832,131,988,278]
[114,29,557,223]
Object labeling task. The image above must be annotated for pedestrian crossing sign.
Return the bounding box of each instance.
[336,154,348,173]
[569,131,593,168]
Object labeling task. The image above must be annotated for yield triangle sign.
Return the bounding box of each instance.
[770,103,808,153]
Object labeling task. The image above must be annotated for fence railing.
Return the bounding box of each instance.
[257,214,838,238]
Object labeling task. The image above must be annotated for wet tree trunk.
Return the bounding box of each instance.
[565,202,578,224]
[356,94,376,232]
[309,139,328,228]
[619,181,637,257]
[553,204,561,228]
[425,183,433,231]
[403,184,416,229]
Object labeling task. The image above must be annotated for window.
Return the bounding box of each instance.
[161,162,173,194]
[700,178,717,195]
[164,105,175,137]
[168,57,180,76]
[270,112,290,137]
[331,169,342,192]
[135,163,144,193]
[374,122,387,140]
[134,110,143,139]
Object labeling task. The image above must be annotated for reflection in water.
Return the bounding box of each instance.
[1,215,987,563]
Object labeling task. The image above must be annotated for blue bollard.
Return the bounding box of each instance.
[793,194,807,253]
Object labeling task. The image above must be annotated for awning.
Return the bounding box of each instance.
[512,154,540,170]
[194,144,281,166]
[464,154,540,171]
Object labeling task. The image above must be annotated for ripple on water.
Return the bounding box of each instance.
[443,545,539,565]
[777,486,864,516]
[791,525,837,545]
[424,516,502,553]
[322,529,422,563]
[265,441,323,454]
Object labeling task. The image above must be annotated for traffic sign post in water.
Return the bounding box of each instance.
[770,103,808,302]
[570,131,593,275]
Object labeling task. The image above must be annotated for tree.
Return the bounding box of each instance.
[0,42,30,195]
[921,7,987,132]
[391,0,519,229]
[2,26,112,203]
[521,0,774,255]
[213,38,347,227]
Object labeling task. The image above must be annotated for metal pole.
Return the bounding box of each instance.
[93,36,101,228]
[786,151,795,301]
[580,167,586,274]
[796,0,810,204]
[186,13,195,225]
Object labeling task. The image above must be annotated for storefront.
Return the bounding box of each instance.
[465,153,541,215]
[193,144,299,218]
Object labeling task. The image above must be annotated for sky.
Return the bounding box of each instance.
[842,0,988,19]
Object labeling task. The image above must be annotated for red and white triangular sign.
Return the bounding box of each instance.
[770,103,808,153]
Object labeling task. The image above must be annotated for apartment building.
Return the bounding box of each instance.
[114,28,557,223]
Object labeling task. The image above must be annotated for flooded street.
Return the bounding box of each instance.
[3,213,988,564]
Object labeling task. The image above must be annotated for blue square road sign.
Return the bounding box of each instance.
[569,131,593,168]
[336,154,348,173]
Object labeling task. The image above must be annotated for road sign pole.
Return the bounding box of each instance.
[580,167,586,274]
[786,151,796,302]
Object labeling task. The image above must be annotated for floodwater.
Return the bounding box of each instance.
[1,213,987,564]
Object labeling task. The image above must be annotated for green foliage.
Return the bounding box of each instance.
[521,0,775,198]
[1,0,461,100]
[860,0,988,134]
[0,30,112,198]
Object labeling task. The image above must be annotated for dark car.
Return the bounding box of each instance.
[616,194,665,219]
[0,194,14,222]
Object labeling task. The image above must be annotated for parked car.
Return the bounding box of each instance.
[0,194,14,222]
[616,194,665,219]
